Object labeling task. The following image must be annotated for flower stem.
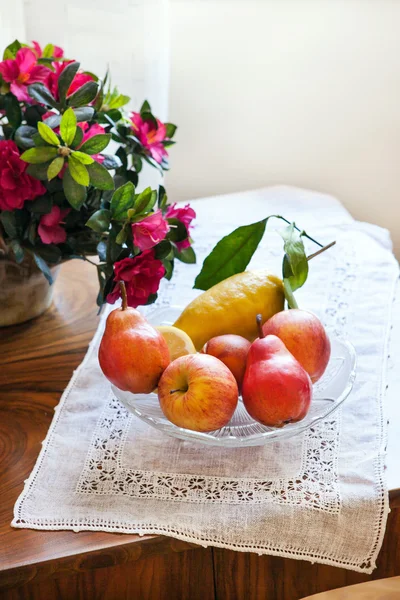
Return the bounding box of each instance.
[119,281,128,310]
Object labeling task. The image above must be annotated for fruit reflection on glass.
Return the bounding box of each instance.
[99,282,170,394]
[158,354,238,432]
[242,316,312,427]
[201,334,251,392]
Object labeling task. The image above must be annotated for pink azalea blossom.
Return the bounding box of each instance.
[0,47,50,102]
[129,112,169,164]
[106,250,165,308]
[38,205,70,245]
[45,60,93,101]
[31,41,64,59]
[131,210,169,251]
[165,203,196,250]
[0,140,46,211]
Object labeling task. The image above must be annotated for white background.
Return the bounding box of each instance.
[1,0,400,254]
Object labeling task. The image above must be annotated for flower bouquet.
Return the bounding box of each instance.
[0,39,195,325]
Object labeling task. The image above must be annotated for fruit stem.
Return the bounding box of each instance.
[307,240,336,261]
[256,314,265,339]
[170,389,186,394]
[119,280,128,310]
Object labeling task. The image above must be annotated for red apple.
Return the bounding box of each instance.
[262,309,331,383]
[201,334,251,392]
[158,354,238,432]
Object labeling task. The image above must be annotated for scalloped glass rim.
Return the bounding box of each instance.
[112,305,357,447]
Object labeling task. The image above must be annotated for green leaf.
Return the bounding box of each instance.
[194,218,268,291]
[68,155,89,186]
[29,194,52,214]
[34,244,62,264]
[20,146,58,164]
[3,40,21,59]
[47,156,65,180]
[108,94,130,109]
[86,209,111,233]
[63,167,87,209]
[154,240,172,260]
[70,125,84,148]
[57,61,79,104]
[101,154,122,170]
[26,161,53,180]
[24,105,47,127]
[67,81,99,108]
[86,161,114,190]
[174,246,196,264]
[279,222,309,292]
[74,106,95,122]
[32,131,51,147]
[0,211,17,238]
[131,154,143,173]
[38,121,60,146]
[140,100,151,114]
[4,93,22,128]
[158,185,167,210]
[14,125,37,149]
[134,187,156,214]
[60,107,77,146]
[116,227,128,245]
[110,181,135,220]
[27,83,59,109]
[116,147,128,170]
[141,111,158,129]
[42,43,54,58]
[167,218,188,243]
[165,123,177,138]
[33,253,53,284]
[10,240,25,264]
[71,151,94,165]
[79,133,111,155]
[162,259,174,281]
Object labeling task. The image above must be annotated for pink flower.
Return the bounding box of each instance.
[107,250,165,308]
[45,60,93,101]
[0,140,46,211]
[31,41,64,59]
[165,203,196,250]
[131,210,169,251]
[0,47,50,102]
[129,112,169,164]
[38,205,70,245]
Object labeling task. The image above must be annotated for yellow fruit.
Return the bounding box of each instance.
[173,270,284,350]
[155,325,196,361]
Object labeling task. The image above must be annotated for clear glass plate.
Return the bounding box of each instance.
[112,305,357,447]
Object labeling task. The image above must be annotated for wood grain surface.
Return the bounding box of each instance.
[0,261,200,593]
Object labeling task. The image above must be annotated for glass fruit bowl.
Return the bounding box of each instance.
[112,305,357,447]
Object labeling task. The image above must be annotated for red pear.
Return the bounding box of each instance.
[99,282,170,393]
[242,316,312,427]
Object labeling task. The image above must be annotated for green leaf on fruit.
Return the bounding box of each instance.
[280,222,309,292]
[194,218,267,291]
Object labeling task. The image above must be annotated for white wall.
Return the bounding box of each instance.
[167,0,400,255]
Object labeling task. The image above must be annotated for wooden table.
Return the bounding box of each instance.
[1,261,400,600]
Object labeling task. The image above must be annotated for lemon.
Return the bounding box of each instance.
[155,325,196,361]
[173,269,284,350]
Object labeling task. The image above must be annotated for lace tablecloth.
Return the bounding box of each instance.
[12,186,399,573]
